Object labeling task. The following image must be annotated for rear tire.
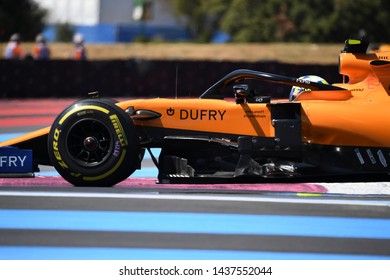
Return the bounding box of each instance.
[48,99,140,186]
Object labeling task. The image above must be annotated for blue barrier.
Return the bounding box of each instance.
[43,24,190,43]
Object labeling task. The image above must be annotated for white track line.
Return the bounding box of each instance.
[320,182,390,195]
[0,190,389,207]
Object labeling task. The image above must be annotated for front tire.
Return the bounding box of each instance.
[48,99,140,186]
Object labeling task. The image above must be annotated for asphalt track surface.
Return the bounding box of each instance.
[0,99,390,260]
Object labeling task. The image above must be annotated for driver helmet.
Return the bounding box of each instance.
[289,75,328,101]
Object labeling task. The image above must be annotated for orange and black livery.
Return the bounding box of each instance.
[1,38,390,186]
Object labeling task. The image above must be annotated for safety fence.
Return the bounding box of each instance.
[0,59,340,99]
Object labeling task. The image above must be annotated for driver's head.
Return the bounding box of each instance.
[289,75,328,101]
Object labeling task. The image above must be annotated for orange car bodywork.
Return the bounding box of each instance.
[300,50,390,147]
[118,98,274,138]
[111,47,390,148]
[1,38,390,183]
[2,42,389,150]
[1,44,389,149]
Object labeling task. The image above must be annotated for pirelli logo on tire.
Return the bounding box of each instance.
[52,128,68,170]
[110,114,128,147]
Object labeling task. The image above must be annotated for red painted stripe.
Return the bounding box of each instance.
[121,178,328,193]
[0,116,55,127]
[0,109,63,116]
[0,100,74,117]
[0,176,328,193]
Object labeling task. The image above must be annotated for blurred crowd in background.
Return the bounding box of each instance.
[1,0,389,46]
[3,33,87,61]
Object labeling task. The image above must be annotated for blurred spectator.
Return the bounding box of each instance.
[32,34,51,60]
[72,33,87,60]
[4,33,25,59]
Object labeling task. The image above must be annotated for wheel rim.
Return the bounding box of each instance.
[66,118,113,167]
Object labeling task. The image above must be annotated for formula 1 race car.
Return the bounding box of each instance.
[1,38,390,186]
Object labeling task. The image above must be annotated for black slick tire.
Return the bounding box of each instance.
[47,99,140,186]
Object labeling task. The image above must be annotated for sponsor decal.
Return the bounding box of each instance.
[180,109,226,120]
[296,78,311,84]
[167,108,175,116]
[166,108,226,121]
[244,109,266,118]
[354,148,365,165]
[113,140,121,157]
[377,150,388,168]
[366,149,376,165]
[59,105,110,125]
[0,147,32,173]
[52,128,68,169]
[350,88,364,92]
[110,114,128,147]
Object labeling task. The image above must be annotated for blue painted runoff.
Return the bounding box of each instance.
[0,210,389,239]
[0,246,388,260]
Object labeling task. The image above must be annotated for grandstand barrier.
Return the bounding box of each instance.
[0,59,340,99]
[43,24,190,43]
